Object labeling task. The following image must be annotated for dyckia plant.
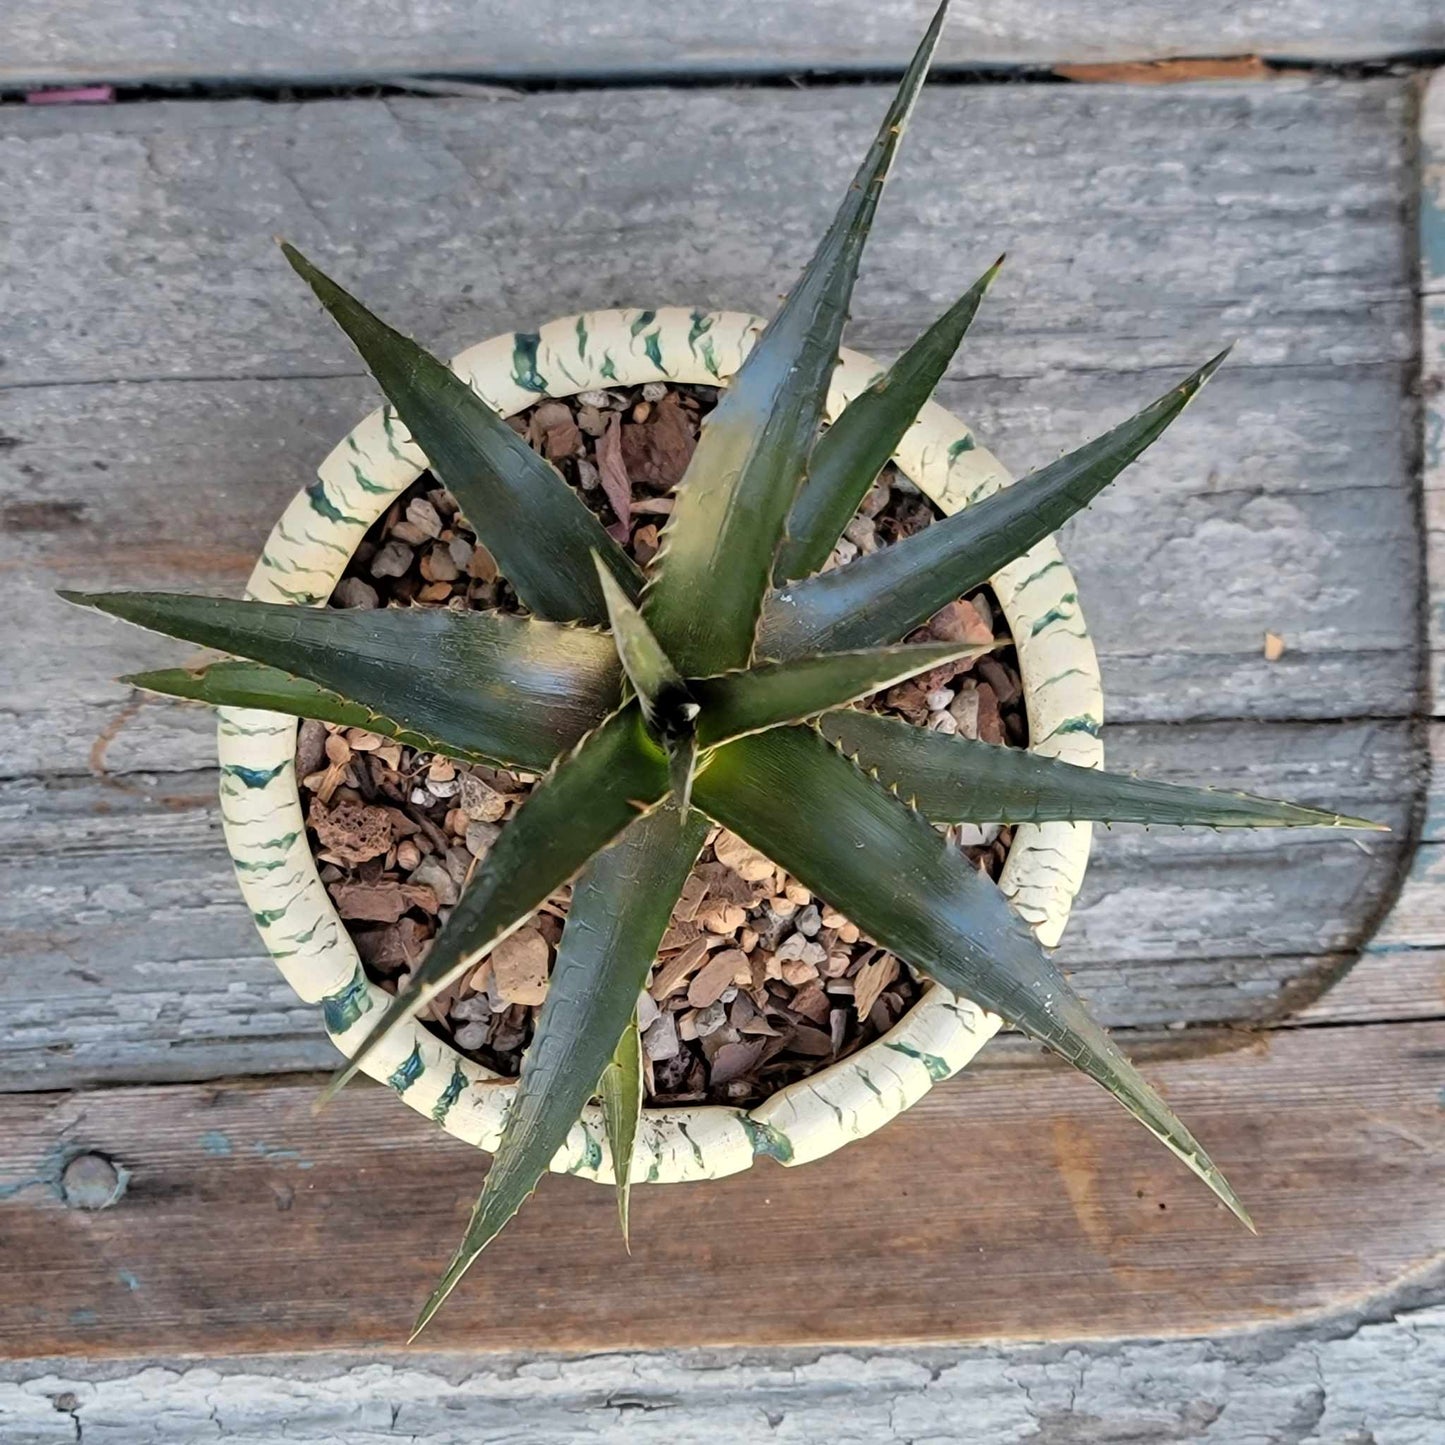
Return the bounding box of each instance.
[65,0,1379,1335]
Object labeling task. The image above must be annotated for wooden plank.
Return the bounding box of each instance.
[0,720,1413,1091]
[1424,73,1445,710]
[0,1020,1437,1358]
[4,1,1443,89]
[2,1300,1443,1444]
[0,83,1419,776]
[2,87,1412,388]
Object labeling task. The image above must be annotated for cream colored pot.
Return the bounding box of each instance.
[216,306,1103,1184]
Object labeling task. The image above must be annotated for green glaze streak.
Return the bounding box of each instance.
[431,1063,469,1124]
[510,332,547,393]
[740,1116,795,1163]
[252,831,301,852]
[629,310,657,337]
[699,338,721,378]
[884,1040,953,1082]
[1029,596,1079,637]
[1038,667,1088,689]
[1010,557,1066,594]
[641,330,665,372]
[599,352,618,382]
[575,314,589,360]
[304,480,364,527]
[380,405,412,463]
[947,435,976,461]
[349,461,392,496]
[856,1069,884,1102]
[232,856,293,874]
[388,1043,426,1094]
[675,1120,707,1171]
[322,966,374,1035]
[686,309,714,355]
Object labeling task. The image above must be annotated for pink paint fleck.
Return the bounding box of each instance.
[25,86,115,105]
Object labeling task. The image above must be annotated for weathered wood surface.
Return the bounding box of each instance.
[0,719,1414,1090]
[2,1294,1442,1444]
[0,1019,1438,1358]
[0,81,1419,784]
[4,0,1443,89]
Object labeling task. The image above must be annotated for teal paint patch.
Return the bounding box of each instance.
[629,309,657,337]
[322,965,374,1035]
[117,1269,141,1292]
[70,1309,98,1326]
[740,1116,794,1163]
[387,1042,426,1094]
[947,435,976,461]
[511,332,548,392]
[431,1062,468,1124]
[304,479,362,527]
[223,760,287,789]
[641,329,664,372]
[884,1040,952,1082]
[200,1130,233,1157]
[1421,164,1445,283]
[1040,715,1103,742]
[251,1141,305,1164]
[566,1129,604,1175]
[575,313,589,359]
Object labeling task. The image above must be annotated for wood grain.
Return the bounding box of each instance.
[0,1019,1437,1358]
[0,82,1419,779]
[1,1299,1441,1443]
[4,0,1442,89]
[0,719,1414,1091]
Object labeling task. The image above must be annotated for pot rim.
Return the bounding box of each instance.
[216,306,1103,1183]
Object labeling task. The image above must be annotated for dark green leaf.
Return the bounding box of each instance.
[760,351,1229,656]
[821,709,1387,830]
[412,804,707,1336]
[125,662,501,766]
[776,257,1003,581]
[282,243,642,625]
[692,641,988,748]
[593,552,695,736]
[641,0,952,674]
[64,590,620,774]
[324,705,670,1103]
[599,1013,644,1249]
[693,726,1252,1227]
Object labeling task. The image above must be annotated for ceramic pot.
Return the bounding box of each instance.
[216,306,1103,1183]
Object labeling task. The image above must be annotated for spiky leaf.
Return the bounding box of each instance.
[641,0,951,674]
[412,805,707,1337]
[692,641,987,748]
[760,352,1228,657]
[126,662,503,766]
[325,705,669,1100]
[821,709,1386,830]
[776,258,1003,580]
[693,725,1251,1226]
[592,553,695,737]
[599,1012,645,1248]
[283,243,642,625]
[65,591,620,774]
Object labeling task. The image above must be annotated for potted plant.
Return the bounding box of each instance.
[64,1,1377,1336]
